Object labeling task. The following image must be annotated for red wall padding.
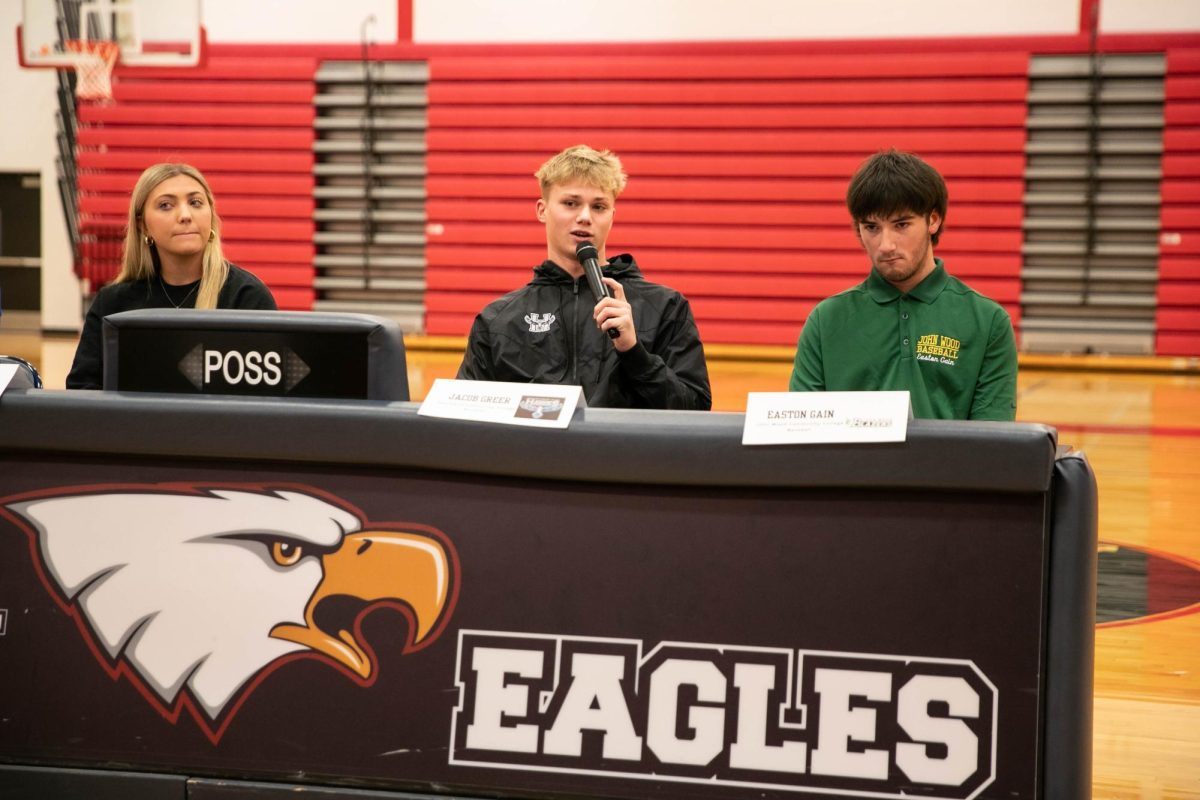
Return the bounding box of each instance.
[422,51,1029,345]
[74,56,317,310]
[1158,49,1200,356]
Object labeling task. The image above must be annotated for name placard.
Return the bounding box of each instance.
[418,379,582,429]
[0,364,18,396]
[742,391,911,445]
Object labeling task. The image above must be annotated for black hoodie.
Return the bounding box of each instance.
[457,255,711,410]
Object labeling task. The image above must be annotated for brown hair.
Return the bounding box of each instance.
[846,150,948,245]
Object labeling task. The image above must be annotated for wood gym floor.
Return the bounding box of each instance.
[2,328,1198,798]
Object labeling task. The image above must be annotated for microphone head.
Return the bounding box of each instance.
[575,241,599,262]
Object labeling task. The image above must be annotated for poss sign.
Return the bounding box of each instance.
[193,345,294,390]
[106,326,372,398]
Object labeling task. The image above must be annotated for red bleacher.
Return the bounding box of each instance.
[422,51,1029,345]
[1158,49,1200,356]
[68,41,1200,354]
[74,55,317,310]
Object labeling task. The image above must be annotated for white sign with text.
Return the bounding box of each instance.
[742,391,911,445]
[418,379,582,429]
[0,364,19,397]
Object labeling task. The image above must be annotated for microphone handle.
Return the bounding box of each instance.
[582,257,621,339]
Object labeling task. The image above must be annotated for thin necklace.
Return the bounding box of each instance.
[159,275,199,309]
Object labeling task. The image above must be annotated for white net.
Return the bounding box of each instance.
[65,40,120,101]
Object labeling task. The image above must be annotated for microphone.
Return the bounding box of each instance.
[575,241,620,339]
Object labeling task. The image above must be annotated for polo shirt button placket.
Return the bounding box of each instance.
[900,300,911,352]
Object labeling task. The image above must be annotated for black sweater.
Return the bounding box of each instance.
[457,255,711,410]
[66,264,277,389]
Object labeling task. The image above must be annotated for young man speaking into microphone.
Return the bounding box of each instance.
[456,145,711,410]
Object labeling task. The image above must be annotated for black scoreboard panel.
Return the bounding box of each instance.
[101,309,408,401]
[112,326,369,398]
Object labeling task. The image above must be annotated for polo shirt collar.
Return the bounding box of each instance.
[866,258,949,305]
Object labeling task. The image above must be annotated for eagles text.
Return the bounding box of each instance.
[451,631,996,799]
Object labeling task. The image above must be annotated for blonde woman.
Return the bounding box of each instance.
[66,163,276,389]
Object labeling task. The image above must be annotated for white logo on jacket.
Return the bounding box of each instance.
[525,313,556,333]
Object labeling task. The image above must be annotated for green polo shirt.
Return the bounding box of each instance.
[789,260,1017,420]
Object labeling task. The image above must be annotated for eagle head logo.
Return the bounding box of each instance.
[1,483,459,743]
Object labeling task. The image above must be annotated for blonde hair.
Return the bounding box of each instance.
[116,162,229,309]
[535,145,628,200]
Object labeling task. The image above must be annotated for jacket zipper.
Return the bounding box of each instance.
[570,279,581,384]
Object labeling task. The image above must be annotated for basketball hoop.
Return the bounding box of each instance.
[64,39,120,101]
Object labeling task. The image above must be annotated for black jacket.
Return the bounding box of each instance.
[66,264,277,389]
[457,256,711,410]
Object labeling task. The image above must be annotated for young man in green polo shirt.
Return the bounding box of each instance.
[789,150,1017,421]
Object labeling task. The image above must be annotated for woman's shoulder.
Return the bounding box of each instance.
[221,263,278,310]
[224,262,267,287]
[91,278,153,314]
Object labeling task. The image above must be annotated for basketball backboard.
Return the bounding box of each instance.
[18,0,202,68]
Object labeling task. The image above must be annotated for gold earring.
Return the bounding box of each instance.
[144,235,155,246]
